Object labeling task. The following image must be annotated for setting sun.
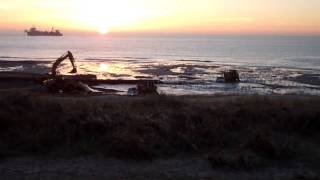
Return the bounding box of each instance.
[98,26,109,34]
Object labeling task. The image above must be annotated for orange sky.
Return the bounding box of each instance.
[1,0,320,34]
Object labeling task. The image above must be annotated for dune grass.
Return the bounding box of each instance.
[0,92,319,170]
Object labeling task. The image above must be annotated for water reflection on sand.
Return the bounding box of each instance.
[1,58,320,95]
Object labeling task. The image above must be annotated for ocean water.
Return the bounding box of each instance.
[1,32,320,95]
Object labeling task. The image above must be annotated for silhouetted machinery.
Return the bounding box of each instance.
[43,51,158,95]
[127,81,158,96]
[224,70,240,83]
[216,70,240,83]
[51,51,77,77]
[43,51,97,93]
[137,81,158,94]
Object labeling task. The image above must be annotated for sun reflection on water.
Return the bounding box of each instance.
[68,62,145,80]
[99,63,109,72]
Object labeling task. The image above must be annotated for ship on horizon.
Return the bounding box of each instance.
[25,27,63,36]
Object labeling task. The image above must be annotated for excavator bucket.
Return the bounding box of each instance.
[69,68,77,74]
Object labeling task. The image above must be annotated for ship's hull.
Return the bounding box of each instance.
[26,32,63,36]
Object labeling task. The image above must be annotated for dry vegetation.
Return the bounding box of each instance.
[0,92,319,173]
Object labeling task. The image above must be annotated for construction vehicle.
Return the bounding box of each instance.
[127,81,158,96]
[224,70,240,83]
[51,51,77,77]
[43,51,98,93]
[216,70,240,83]
[44,51,158,95]
[137,81,158,94]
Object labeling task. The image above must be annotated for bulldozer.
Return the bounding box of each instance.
[127,81,158,96]
[216,70,240,83]
[223,70,240,83]
[43,51,98,93]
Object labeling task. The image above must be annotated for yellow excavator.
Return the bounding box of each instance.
[44,51,97,93]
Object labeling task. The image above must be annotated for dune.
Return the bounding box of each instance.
[0,90,319,179]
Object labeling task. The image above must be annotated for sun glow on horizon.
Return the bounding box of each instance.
[68,0,165,34]
[1,0,320,35]
[98,26,109,34]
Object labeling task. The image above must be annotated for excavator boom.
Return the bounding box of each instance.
[51,51,77,77]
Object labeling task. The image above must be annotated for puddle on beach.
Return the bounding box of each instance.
[87,62,320,96]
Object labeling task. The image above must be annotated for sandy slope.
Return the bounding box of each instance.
[0,88,319,179]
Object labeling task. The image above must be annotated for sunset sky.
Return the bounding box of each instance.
[1,0,320,34]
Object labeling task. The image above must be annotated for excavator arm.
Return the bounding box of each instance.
[51,51,77,77]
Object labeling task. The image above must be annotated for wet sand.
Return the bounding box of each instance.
[1,58,320,96]
[288,73,320,86]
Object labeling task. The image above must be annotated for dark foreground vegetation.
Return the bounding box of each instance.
[0,92,320,178]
